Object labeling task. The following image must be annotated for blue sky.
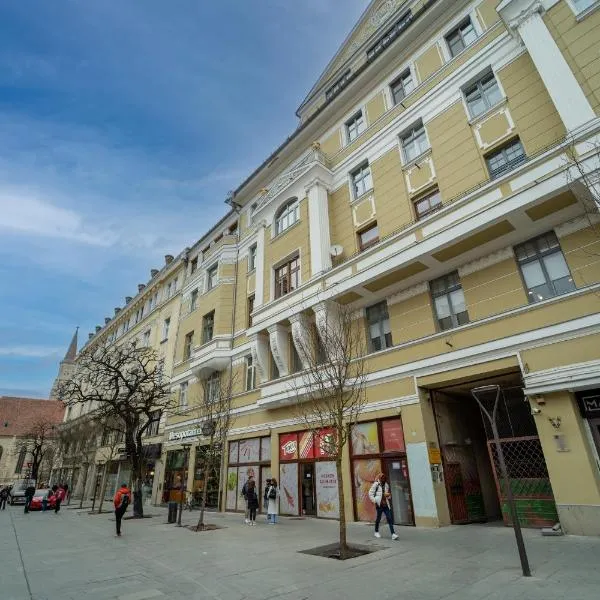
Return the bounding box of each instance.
[0,0,368,398]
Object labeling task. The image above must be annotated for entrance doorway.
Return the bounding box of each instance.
[431,371,558,528]
[384,457,413,525]
[300,463,316,516]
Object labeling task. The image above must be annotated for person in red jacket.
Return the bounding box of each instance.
[54,484,66,514]
[113,483,131,537]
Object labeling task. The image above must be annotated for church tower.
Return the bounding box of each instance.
[50,327,78,401]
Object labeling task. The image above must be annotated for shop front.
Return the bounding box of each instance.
[226,436,271,513]
[193,445,221,508]
[577,389,600,458]
[141,443,161,505]
[350,417,414,526]
[162,449,188,503]
[278,428,340,519]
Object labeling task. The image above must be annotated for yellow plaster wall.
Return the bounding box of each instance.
[428,102,488,201]
[370,147,413,238]
[328,185,356,259]
[461,257,528,321]
[366,91,387,124]
[560,224,600,288]
[388,292,436,344]
[476,0,501,29]
[321,128,342,158]
[415,44,444,82]
[544,1,600,113]
[521,333,600,372]
[497,54,566,155]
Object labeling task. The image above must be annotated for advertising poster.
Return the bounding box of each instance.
[315,461,339,518]
[351,422,380,455]
[239,438,260,463]
[229,441,239,464]
[382,419,405,452]
[298,430,315,459]
[353,458,381,522]
[261,436,271,462]
[226,467,238,510]
[316,428,336,457]
[279,433,298,460]
[260,465,272,512]
[279,462,298,515]
[236,465,258,511]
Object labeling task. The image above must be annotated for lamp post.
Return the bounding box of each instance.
[471,385,531,577]
[91,461,104,513]
[176,443,192,527]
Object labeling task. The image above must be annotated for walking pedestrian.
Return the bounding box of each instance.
[0,486,9,510]
[368,473,398,540]
[266,478,278,525]
[113,482,131,537]
[241,475,254,524]
[263,478,271,521]
[54,484,65,514]
[24,482,36,514]
[42,487,53,512]
[246,479,259,526]
[64,483,70,505]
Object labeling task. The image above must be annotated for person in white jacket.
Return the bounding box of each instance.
[368,473,398,540]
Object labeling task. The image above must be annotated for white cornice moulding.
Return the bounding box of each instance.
[458,246,515,277]
[555,214,600,238]
[387,282,429,305]
[523,359,600,395]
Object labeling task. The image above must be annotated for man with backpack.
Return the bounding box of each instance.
[368,473,398,540]
[113,482,131,537]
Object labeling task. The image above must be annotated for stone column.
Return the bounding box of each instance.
[306,177,332,276]
[500,0,595,132]
[254,221,267,307]
[268,323,290,377]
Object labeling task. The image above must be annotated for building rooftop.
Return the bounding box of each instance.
[0,396,65,437]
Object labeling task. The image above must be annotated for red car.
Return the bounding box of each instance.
[29,489,57,511]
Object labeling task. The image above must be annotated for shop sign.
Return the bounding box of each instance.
[279,433,298,460]
[315,461,339,518]
[142,444,162,459]
[428,447,442,464]
[168,428,201,442]
[382,419,405,452]
[577,390,600,418]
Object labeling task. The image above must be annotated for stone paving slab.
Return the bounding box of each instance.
[2,504,600,600]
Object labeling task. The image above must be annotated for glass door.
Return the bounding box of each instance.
[589,419,600,470]
[300,463,316,516]
[385,457,413,525]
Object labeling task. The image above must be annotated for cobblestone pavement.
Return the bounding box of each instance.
[2,503,599,600]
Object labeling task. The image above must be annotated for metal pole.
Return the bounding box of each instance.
[91,463,101,513]
[471,385,531,578]
[177,444,191,527]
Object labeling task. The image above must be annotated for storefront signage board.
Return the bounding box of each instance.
[168,428,201,442]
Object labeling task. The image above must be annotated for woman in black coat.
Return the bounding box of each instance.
[246,479,259,526]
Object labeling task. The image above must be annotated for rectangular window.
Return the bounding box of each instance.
[464,72,502,119]
[247,294,255,328]
[414,189,442,220]
[366,301,392,352]
[184,331,194,360]
[390,69,414,105]
[162,317,170,341]
[205,372,220,403]
[401,123,429,163]
[15,447,26,474]
[486,138,526,179]
[248,244,257,271]
[179,382,188,408]
[346,111,365,143]
[145,410,161,437]
[274,256,300,299]
[351,163,373,198]
[143,329,151,346]
[573,0,595,12]
[190,257,198,274]
[367,10,413,60]
[202,311,215,343]
[515,232,576,303]
[358,222,379,251]
[326,70,351,101]
[190,289,198,311]
[430,271,469,331]
[446,17,477,57]
[245,355,256,391]
[207,265,218,290]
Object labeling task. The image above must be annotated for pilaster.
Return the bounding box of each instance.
[306,177,332,276]
[254,221,267,307]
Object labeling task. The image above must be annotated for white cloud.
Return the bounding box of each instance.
[0,346,63,358]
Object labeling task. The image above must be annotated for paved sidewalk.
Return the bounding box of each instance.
[1,504,599,600]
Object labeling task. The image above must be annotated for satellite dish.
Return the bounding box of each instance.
[329,244,344,257]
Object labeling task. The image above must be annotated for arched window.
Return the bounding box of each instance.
[274,198,299,235]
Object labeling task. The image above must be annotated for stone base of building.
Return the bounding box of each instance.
[557,504,600,536]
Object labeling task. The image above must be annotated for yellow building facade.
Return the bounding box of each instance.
[63,0,600,534]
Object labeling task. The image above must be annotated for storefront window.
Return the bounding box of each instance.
[163,449,187,503]
[350,418,413,526]
[193,445,220,508]
[227,436,271,512]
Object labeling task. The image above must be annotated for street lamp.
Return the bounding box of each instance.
[176,443,192,527]
[91,461,104,513]
[471,385,531,577]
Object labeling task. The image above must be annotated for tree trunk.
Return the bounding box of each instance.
[196,459,210,530]
[98,462,108,514]
[336,455,348,559]
[130,439,144,518]
[79,464,89,509]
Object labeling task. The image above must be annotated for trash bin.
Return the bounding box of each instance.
[168,501,178,523]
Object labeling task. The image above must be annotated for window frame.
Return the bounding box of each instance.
[390,68,414,105]
[365,301,393,352]
[245,355,256,391]
[485,138,526,180]
[202,311,215,344]
[358,222,380,251]
[430,271,469,331]
[204,372,221,403]
[162,317,171,342]
[247,294,255,328]
[345,110,365,143]
[179,382,188,409]
[248,244,257,272]
[207,264,218,291]
[274,255,300,299]
[413,188,442,220]
[274,198,300,236]
[464,71,503,119]
[400,123,429,164]
[514,232,576,303]
[190,256,198,274]
[183,331,194,360]
[350,162,373,199]
[190,289,198,311]
[445,17,478,58]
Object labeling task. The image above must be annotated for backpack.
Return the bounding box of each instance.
[268,486,277,500]
[121,493,130,510]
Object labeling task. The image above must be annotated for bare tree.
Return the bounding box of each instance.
[94,419,127,514]
[58,342,175,517]
[192,370,235,531]
[291,302,368,559]
[15,419,59,484]
[566,138,600,214]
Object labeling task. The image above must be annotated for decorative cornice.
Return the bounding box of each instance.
[498,0,545,32]
[387,282,429,306]
[458,246,515,277]
[555,214,600,238]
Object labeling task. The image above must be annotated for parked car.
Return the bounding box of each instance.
[28,489,56,511]
[9,479,36,505]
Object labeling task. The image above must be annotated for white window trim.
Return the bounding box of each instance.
[398,121,431,167]
[460,67,507,123]
[387,64,417,108]
[567,0,600,19]
[343,107,367,145]
[248,244,257,272]
[206,263,218,292]
[271,197,301,240]
[441,11,482,62]
[271,249,301,302]
[348,161,374,201]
